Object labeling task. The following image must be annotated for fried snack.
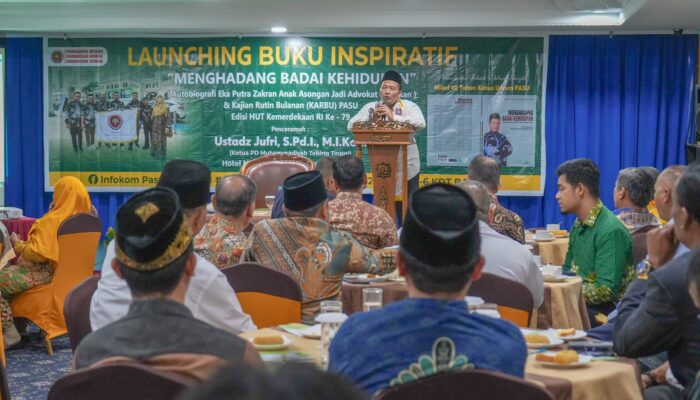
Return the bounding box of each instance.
[524,333,550,344]
[553,350,579,365]
[367,274,376,278]
[557,328,576,337]
[253,334,284,345]
[551,229,568,236]
[535,353,555,363]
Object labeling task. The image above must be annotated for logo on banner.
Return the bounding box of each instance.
[50,50,64,64]
[108,114,123,130]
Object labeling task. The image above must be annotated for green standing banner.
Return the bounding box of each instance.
[44,36,546,195]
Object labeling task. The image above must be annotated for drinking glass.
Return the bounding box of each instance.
[316,312,348,366]
[362,288,383,312]
[264,195,275,209]
[320,300,343,314]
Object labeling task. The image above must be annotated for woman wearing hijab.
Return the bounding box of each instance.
[1,176,92,347]
[150,95,171,159]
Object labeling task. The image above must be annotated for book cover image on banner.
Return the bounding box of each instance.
[43,37,545,195]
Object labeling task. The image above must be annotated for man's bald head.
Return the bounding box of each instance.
[654,165,686,221]
[214,175,256,217]
[468,155,500,193]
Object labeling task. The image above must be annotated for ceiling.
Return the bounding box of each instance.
[0,0,698,35]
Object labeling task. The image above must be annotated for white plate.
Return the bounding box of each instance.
[555,329,587,341]
[534,237,555,242]
[343,274,391,283]
[537,354,593,369]
[299,325,321,339]
[543,275,568,282]
[249,334,293,351]
[465,296,485,306]
[521,329,565,349]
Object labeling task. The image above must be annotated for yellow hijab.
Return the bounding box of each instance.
[27,176,92,263]
[152,99,169,117]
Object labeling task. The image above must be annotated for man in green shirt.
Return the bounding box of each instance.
[556,158,633,324]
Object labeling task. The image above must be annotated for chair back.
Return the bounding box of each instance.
[64,276,99,352]
[10,213,101,342]
[468,273,533,327]
[240,154,315,208]
[222,262,303,328]
[47,362,194,400]
[376,369,554,400]
[631,224,656,265]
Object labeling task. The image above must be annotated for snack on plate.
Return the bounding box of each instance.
[367,274,376,278]
[253,334,284,345]
[553,350,579,365]
[551,230,568,236]
[557,328,576,337]
[535,353,555,363]
[524,333,550,344]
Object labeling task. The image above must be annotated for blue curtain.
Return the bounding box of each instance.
[4,35,698,234]
[501,34,697,229]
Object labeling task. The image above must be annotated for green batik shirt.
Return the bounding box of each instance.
[563,200,634,305]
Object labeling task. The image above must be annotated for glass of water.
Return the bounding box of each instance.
[320,300,343,314]
[265,195,275,210]
[362,288,383,312]
[316,312,348,366]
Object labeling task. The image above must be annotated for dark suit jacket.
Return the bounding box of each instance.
[614,251,700,387]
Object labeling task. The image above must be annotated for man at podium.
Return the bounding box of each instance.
[347,70,426,203]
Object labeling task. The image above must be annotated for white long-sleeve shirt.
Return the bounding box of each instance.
[347,99,426,191]
[479,221,544,307]
[90,241,256,335]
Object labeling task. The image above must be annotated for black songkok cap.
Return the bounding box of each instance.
[157,160,211,209]
[283,171,327,212]
[382,70,403,87]
[400,184,480,268]
[115,187,193,272]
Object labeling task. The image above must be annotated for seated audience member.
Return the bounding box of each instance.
[467,155,525,243]
[271,157,336,219]
[328,155,398,249]
[686,250,700,400]
[194,175,256,268]
[614,167,659,231]
[2,176,91,347]
[242,171,397,319]
[74,188,261,380]
[329,184,527,395]
[458,180,544,307]
[179,362,365,400]
[556,158,633,322]
[614,163,700,400]
[91,160,256,334]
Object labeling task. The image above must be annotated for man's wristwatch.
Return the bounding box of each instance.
[636,257,653,280]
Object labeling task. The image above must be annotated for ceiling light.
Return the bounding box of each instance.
[271,26,287,34]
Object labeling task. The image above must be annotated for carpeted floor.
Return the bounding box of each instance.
[5,327,73,399]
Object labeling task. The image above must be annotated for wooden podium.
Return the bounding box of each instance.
[352,121,415,222]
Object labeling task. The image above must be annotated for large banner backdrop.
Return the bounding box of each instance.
[44,37,546,195]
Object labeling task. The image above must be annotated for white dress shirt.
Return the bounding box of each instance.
[347,99,426,193]
[90,241,256,335]
[479,221,544,307]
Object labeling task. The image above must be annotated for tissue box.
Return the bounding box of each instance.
[0,207,23,219]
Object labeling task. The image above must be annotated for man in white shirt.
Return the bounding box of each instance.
[458,180,544,307]
[91,160,256,335]
[347,70,426,200]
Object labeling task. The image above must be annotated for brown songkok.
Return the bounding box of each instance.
[115,187,193,272]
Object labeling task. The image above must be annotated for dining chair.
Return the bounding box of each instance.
[47,361,194,400]
[240,154,315,208]
[468,273,534,327]
[376,369,554,400]
[222,262,303,328]
[63,275,99,352]
[10,213,101,354]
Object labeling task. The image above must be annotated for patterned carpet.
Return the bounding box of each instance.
[5,327,73,400]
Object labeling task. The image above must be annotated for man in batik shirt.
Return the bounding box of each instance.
[195,175,256,269]
[613,167,659,231]
[556,159,633,324]
[242,171,397,319]
[328,155,398,249]
[466,156,525,243]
